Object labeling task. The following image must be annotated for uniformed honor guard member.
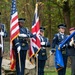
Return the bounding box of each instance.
[38,26,50,75]
[68,27,75,75]
[13,18,33,75]
[0,23,7,75]
[52,24,68,75]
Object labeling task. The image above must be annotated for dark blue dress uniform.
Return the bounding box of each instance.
[13,18,33,75]
[38,27,50,75]
[52,24,68,75]
[68,27,75,75]
[0,24,7,75]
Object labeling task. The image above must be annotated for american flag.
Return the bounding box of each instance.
[10,0,19,70]
[29,3,41,58]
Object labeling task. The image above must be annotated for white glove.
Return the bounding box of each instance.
[0,32,4,36]
[17,46,21,53]
[41,42,45,45]
[19,34,27,37]
[69,38,74,46]
[62,45,66,48]
[49,51,53,55]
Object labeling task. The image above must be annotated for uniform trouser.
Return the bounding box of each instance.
[38,60,46,75]
[58,55,68,75]
[15,50,27,75]
[70,56,75,75]
[0,57,2,75]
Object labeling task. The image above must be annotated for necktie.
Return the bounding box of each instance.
[40,36,43,42]
[62,34,64,39]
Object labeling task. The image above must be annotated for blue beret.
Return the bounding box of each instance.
[18,18,25,22]
[40,26,45,32]
[58,23,66,29]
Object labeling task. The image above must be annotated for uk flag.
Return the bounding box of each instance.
[29,3,41,58]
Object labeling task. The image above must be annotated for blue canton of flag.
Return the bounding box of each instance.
[11,0,17,15]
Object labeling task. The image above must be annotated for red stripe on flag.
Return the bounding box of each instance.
[10,30,19,42]
[11,15,18,23]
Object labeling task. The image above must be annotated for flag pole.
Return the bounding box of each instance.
[18,52,21,72]
[1,30,3,57]
[36,53,38,75]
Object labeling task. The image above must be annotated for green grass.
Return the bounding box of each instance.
[66,68,71,75]
[44,68,71,75]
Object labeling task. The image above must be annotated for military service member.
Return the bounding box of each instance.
[0,23,7,75]
[38,26,50,75]
[52,24,68,75]
[68,27,75,75]
[13,18,33,75]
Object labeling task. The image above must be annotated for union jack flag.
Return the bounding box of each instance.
[10,0,19,70]
[29,3,41,58]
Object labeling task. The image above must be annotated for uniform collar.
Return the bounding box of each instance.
[59,32,64,35]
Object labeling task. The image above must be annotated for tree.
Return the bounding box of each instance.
[63,0,71,33]
[0,0,75,39]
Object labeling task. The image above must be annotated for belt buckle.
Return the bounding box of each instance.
[41,47,45,50]
[62,51,66,54]
[22,43,25,46]
[42,53,45,55]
